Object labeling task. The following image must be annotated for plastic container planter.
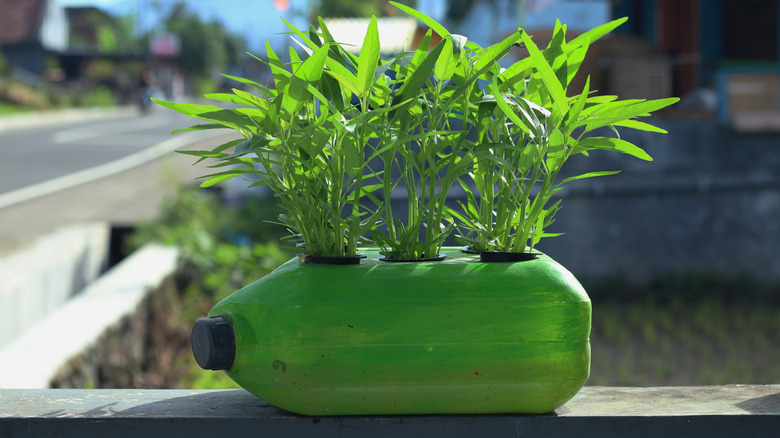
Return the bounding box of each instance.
[192,247,591,415]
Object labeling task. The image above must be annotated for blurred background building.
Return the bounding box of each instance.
[2,0,778,130]
[1,0,779,282]
[1,0,778,390]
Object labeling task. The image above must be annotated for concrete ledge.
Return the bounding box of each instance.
[0,243,179,388]
[0,222,109,348]
[0,386,777,437]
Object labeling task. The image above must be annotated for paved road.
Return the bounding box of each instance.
[0,109,194,195]
[0,107,238,256]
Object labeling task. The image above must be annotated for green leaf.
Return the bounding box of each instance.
[288,45,301,65]
[324,70,363,99]
[577,98,643,121]
[222,74,275,97]
[450,34,468,54]
[411,29,432,69]
[489,79,531,136]
[435,37,455,82]
[317,17,360,71]
[569,17,628,48]
[198,168,256,188]
[498,60,533,94]
[390,1,450,38]
[599,98,679,119]
[267,60,343,116]
[392,42,445,125]
[565,76,590,125]
[176,138,243,164]
[203,92,256,106]
[152,98,222,116]
[320,71,345,111]
[232,89,269,110]
[283,15,361,94]
[473,30,521,75]
[171,123,225,134]
[195,109,258,132]
[295,125,330,161]
[308,25,323,47]
[559,170,621,185]
[317,17,337,44]
[357,16,380,97]
[612,119,668,133]
[347,97,413,131]
[586,95,619,104]
[263,95,282,133]
[546,130,566,170]
[476,99,496,142]
[562,42,589,88]
[577,97,680,132]
[265,41,289,90]
[296,43,329,83]
[280,17,318,52]
[548,19,567,51]
[521,31,568,117]
[290,35,314,57]
[507,94,551,118]
[323,53,361,97]
[223,135,276,159]
[573,137,653,161]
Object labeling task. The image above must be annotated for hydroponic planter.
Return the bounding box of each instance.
[192,247,591,415]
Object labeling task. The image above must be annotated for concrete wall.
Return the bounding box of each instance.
[0,222,109,349]
[0,243,178,388]
[530,118,780,285]
[380,117,779,285]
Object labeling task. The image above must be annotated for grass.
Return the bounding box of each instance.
[0,101,31,115]
[589,296,780,386]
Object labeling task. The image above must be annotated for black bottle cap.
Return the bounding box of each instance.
[191,315,236,370]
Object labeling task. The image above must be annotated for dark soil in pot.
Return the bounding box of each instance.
[479,251,539,263]
[459,246,539,262]
[299,254,367,265]
[378,255,447,262]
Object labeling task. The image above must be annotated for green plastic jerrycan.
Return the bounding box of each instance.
[191,248,591,415]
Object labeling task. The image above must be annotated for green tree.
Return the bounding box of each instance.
[162,2,245,82]
[115,12,143,53]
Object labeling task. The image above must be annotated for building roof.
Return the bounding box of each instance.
[0,0,46,45]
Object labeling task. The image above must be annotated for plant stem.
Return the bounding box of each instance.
[383,149,396,243]
[330,131,344,256]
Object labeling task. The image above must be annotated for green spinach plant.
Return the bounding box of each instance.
[449,19,679,254]
[155,28,383,258]
[156,3,677,260]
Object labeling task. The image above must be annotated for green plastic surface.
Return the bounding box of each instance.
[208,248,591,415]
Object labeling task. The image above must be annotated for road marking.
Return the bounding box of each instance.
[0,130,228,210]
[52,114,176,144]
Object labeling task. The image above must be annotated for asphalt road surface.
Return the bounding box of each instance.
[0,109,195,195]
[0,107,237,255]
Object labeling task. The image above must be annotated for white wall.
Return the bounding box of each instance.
[39,0,69,51]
